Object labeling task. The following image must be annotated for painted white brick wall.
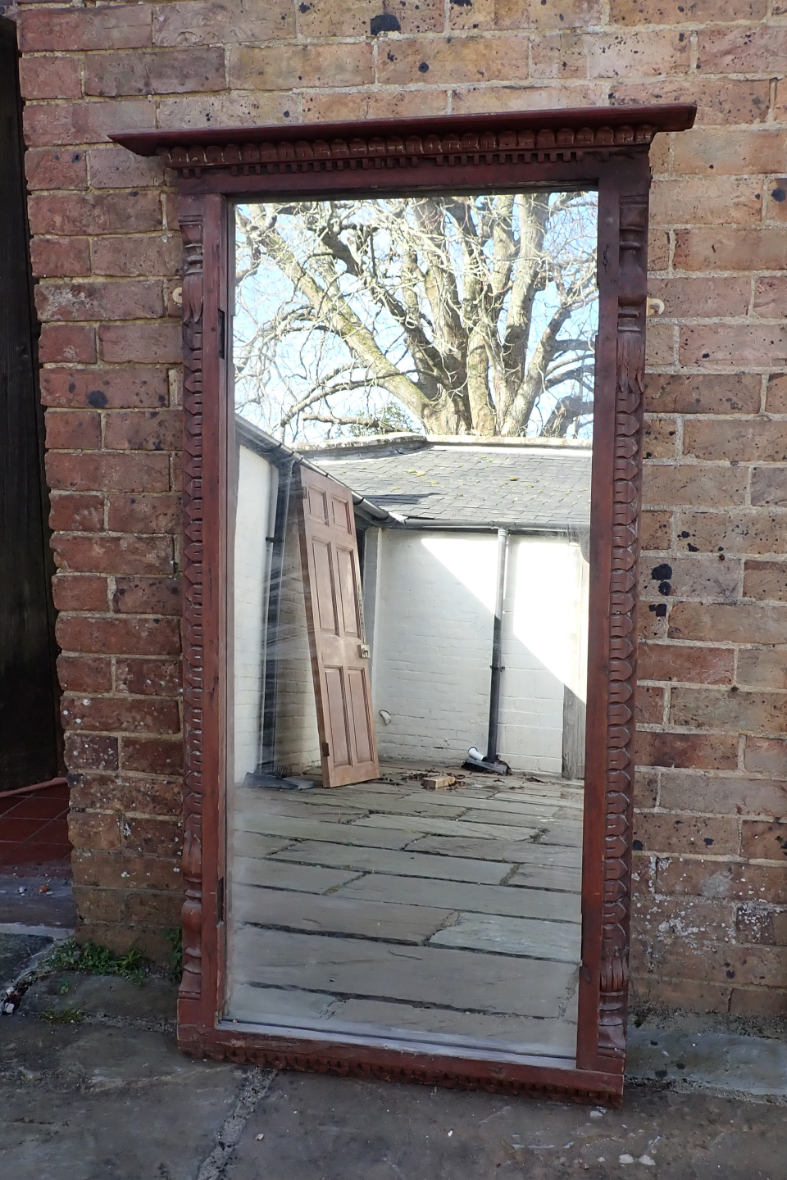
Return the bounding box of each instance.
[232,444,276,782]
[370,530,586,774]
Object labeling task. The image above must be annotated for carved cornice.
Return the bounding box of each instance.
[112,104,696,179]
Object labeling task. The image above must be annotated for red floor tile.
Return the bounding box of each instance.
[0,817,49,841]
[0,785,72,873]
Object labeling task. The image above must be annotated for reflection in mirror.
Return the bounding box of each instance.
[226,191,597,1065]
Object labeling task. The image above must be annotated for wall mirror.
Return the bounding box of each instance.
[116,103,695,1103]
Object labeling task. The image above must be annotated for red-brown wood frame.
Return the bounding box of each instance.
[115,103,696,1103]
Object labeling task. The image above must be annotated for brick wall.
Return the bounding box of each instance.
[15,0,787,1011]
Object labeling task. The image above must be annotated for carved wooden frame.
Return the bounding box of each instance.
[115,103,695,1103]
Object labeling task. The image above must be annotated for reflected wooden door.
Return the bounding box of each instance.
[297,465,379,787]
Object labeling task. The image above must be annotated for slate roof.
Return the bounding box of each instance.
[301,435,592,531]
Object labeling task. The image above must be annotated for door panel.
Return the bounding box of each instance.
[298,465,379,786]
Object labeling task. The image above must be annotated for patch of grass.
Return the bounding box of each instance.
[164,927,183,983]
[47,939,149,983]
[40,1007,84,1025]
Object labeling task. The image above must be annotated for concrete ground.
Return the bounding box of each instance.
[2,922,787,1179]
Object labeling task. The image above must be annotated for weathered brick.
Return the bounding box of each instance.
[640,603,669,641]
[69,810,123,852]
[36,279,164,323]
[62,694,180,735]
[103,409,181,452]
[64,732,119,772]
[72,885,125,925]
[648,227,670,271]
[630,976,732,1015]
[124,890,183,925]
[753,278,787,320]
[751,467,787,508]
[107,494,180,534]
[39,324,96,364]
[19,5,152,52]
[56,615,181,656]
[157,91,299,130]
[645,374,761,416]
[121,735,183,774]
[30,237,91,279]
[651,178,764,231]
[672,130,787,177]
[639,555,740,603]
[611,79,770,127]
[57,655,112,694]
[681,325,787,369]
[586,29,691,78]
[636,730,739,770]
[41,367,169,411]
[659,770,787,819]
[86,146,165,189]
[677,510,787,557]
[741,821,787,861]
[85,48,226,97]
[28,192,162,236]
[650,940,787,989]
[744,737,787,776]
[684,419,787,463]
[91,233,181,278]
[645,322,676,367]
[45,409,101,451]
[611,0,766,22]
[529,31,589,79]
[675,228,787,274]
[671,688,787,736]
[636,684,665,726]
[231,42,373,90]
[669,602,787,645]
[51,534,173,576]
[657,856,787,904]
[640,509,672,550]
[643,417,678,460]
[123,817,182,857]
[730,986,787,1017]
[18,53,83,100]
[49,491,104,532]
[112,576,181,616]
[634,768,659,809]
[632,894,735,943]
[643,465,747,509]
[23,99,163,148]
[743,559,787,601]
[376,35,528,86]
[99,323,181,365]
[115,658,182,697]
[72,849,182,892]
[152,0,296,46]
[302,89,449,122]
[69,773,182,817]
[46,450,170,494]
[52,574,109,613]
[25,147,87,191]
[766,374,787,414]
[647,277,751,322]
[638,643,734,686]
[698,25,787,75]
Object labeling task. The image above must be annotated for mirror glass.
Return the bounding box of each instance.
[225,191,597,1065]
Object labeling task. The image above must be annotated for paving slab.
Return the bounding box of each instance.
[627,1026,787,1097]
[0,932,52,990]
[0,874,76,928]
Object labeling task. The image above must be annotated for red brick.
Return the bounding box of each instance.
[86,145,165,189]
[112,576,181,616]
[29,237,91,279]
[122,817,182,857]
[231,42,374,89]
[99,323,182,365]
[669,602,787,645]
[18,53,83,100]
[152,0,296,45]
[659,770,787,819]
[57,614,181,657]
[25,147,87,191]
[52,574,109,612]
[744,737,787,776]
[19,6,152,52]
[46,451,170,493]
[638,644,734,686]
[673,130,787,177]
[103,409,182,451]
[62,694,180,735]
[675,229,787,274]
[64,732,119,772]
[650,177,763,229]
[681,325,787,369]
[741,821,787,861]
[115,658,182,697]
[85,48,225,97]
[70,773,183,816]
[49,492,104,532]
[645,374,761,417]
[36,280,164,323]
[671,688,787,737]
[91,233,182,278]
[635,730,739,770]
[684,419,787,463]
[52,534,173,576]
[68,811,122,852]
[677,510,787,557]
[29,192,162,237]
[657,857,787,904]
[121,735,183,774]
[41,367,169,410]
[744,560,787,602]
[57,655,112,694]
[45,409,101,450]
[39,324,96,364]
[643,465,747,509]
[107,494,179,534]
[23,98,164,148]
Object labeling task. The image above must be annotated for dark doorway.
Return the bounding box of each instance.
[0,18,61,792]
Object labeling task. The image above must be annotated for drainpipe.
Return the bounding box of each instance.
[485,527,509,766]
[257,455,295,775]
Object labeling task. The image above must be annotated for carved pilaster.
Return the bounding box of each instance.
[179,211,205,1002]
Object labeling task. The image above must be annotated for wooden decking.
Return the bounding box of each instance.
[226,765,584,1063]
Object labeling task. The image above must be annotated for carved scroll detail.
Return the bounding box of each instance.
[179,212,205,1002]
[158,123,656,177]
[598,194,649,1062]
